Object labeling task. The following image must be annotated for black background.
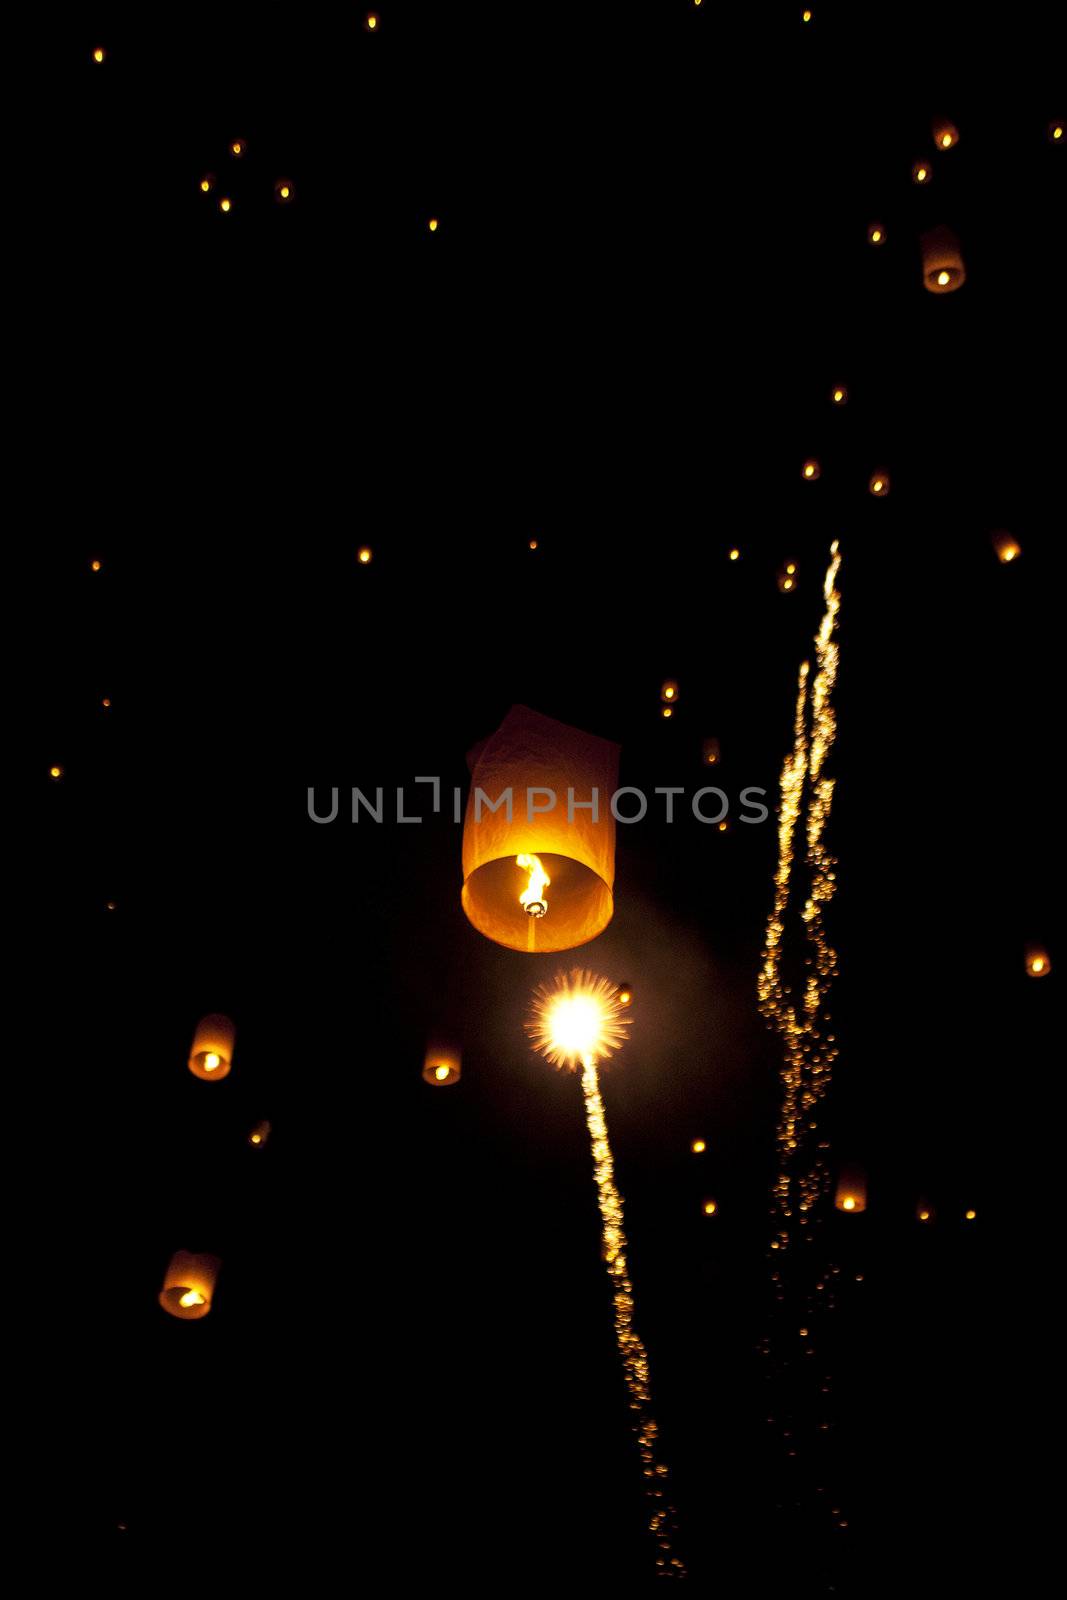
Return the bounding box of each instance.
[30,3,1062,1592]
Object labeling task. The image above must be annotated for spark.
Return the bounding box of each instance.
[527,972,685,1577]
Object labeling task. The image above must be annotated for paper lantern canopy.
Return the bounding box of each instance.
[461,705,620,953]
[188,1014,235,1081]
[835,1168,867,1213]
[921,226,966,293]
[159,1251,221,1320]
[423,1044,462,1087]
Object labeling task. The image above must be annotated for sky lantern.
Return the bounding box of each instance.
[1025,946,1051,978]
[801,459,820,481]
[932,117,959,150]
[249,1120,271,1147]
[992,531,1021,563]
[702,737,721,766]
[159,1251,220,1320]
[921,225,966,293]
[867,222,886,246]
[461,705,619,953]
[831,384,847,406]
[868,470,890,497]
[188,1014,235,1081]
[660,680,679,704]
[274,178,294,203]
[834,1168,867,1213]
[912,159,932,185]
[422,1043,462,1087]
[916,1200,935,1223]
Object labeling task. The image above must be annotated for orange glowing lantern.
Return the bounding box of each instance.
[230,139,246,158]
[702,1198,718,1216]
[911,160,932,185]
[199,174,215,194]
[777,564,798,593]
[831,385,847,406]
[932,117,959,151]
[835,1169,867,1213]
[1049,121,1064,144]
[461,705,619,953]
[274,178,294,204]
[357,546,373,565]
[249,1120,271,1147]
[1025,946,1051,979]
[992,531,1021,564]
[188,1014,235,1081]
[92,47,106,64]
[661,680,679,704]
[422,1043,461,1087]
[702,737,721,766]
[801,459,820,481]
[916,1200,935,1223]
[691,1138,707,1155]
[867,222,886,246]
[921,226,966,293]
[868,471,890,497]
[159,1251,220,1320]
[617,984,634,1008]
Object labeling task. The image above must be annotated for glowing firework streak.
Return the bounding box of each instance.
[760,540,843,1241]
[527,972,686,1579]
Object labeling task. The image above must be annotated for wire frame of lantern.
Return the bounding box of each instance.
[932,117,959,151]
[159,1251,221,1320]
[274,177,294,204]
[1025,946,1051,979]
[835,1169,867,1213]
[249,1120,271,1147]
[422,1044,461,1087]
[868,470,891,498]
[461,705,620,953]
[702,737,721,766]
[921,226,966,293]
[188,1014,235,1081]
[992,531,1022,564]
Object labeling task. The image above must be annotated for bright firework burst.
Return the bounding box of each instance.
[526,970,686,1579]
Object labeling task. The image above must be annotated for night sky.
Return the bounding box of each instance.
[34,4,1061,1592]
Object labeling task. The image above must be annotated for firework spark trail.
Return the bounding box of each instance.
[759,540,843,1242]
[580,1054,685,1578]
[527,971,686,1578]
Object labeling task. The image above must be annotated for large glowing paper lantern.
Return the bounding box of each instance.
[1025,946,1051,978]
[921,226,966,293]
[992,531,1022,563]
[159,1251,221,1320]
[422,1043,462,1087]
[188,1014,235,1081]
[461,705,620,952]
[932,117,960,150]
[835,1169,867,1213]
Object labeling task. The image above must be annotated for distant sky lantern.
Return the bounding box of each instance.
[90,558,102,571]
[366,11,379,28]
[617,984,633,1008]
[200,175,214,193]
[917,1200,935,1223]
[357,546,373,564]
[868,470,890,497]
[159,1251,220,1320]
[101,697,112,709]
[911,160,932,185]
[920,225,966,293]
[231,139,246,157]
[49,764,63,780]
[691,1139,707,1155]
[702,737,721,766]
[703,1198,718,1216]
[728,547,740,561]
[835,1169,867,1213]
[249,1120,271,1147]
[1050,121,1064,143]
[777,565,797,592]
[92,46,106,64]
[831,384,847,405]
[964,1208,977,1221]
[422,1043,462,1087]
[661,680,679,704]
[219,198,232,213]
[867,222,886,246]
[274,178,294,203]
[661,706,674,719]
[188,1014,235,1081]
[1025,946,1051,978]
[992,531,1022,563]
[801,459,820,481]
[932,117,959,150]
[529,538,539,550]
[428,218,439,232]
[461,705,619,953]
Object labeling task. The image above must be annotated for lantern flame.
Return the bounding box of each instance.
[179,1290,206,1309]
[517,852,550,919]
